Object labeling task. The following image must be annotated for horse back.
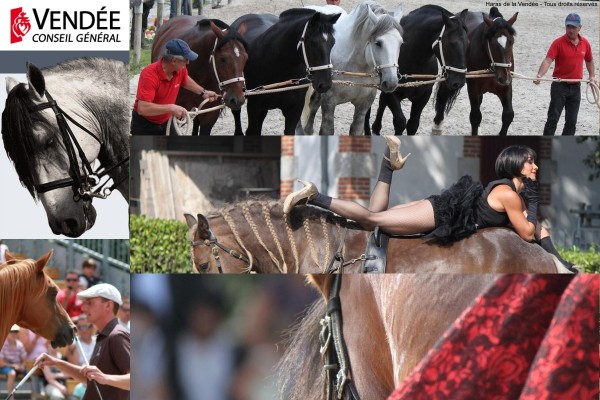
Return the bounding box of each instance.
[387,228,558,273]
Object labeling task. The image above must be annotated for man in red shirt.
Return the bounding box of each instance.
[131,38,218,135]
[534,13,596,135]
[57,270,84,318]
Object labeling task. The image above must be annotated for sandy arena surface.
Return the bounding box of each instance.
[134,0,599,135]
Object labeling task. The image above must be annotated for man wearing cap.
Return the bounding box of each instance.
[534,12,596,135]
[131,38,219,135]
[35,284,130,400]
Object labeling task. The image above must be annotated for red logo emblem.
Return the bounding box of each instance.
[10,8,31,44]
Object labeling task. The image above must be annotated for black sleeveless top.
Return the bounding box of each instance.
[475,178,517,228]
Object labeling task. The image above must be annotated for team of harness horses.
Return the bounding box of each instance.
[152,2,523,135]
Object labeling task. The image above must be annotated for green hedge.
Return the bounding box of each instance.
[130,214,191,273]
[560,245,600,274]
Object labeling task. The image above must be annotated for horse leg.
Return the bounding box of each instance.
[364,108,372,136]
[199,114,217,136]
[406,94,430,136]
[371,94,388,135]
[283,105,303,135]
[304,92,321,136]
[192,118,201,136]
[432,85,450,135]
[468,92,484,136]
[349,100,374,136]
[387,95,407,135]
[498,90,514,136]
[246,105,268,136]
[232,109,244,136]
[319,98,336,135]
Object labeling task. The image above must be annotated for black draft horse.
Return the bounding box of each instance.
[367,5,469,136]
[230,9,341,135]
[434,7,518,135]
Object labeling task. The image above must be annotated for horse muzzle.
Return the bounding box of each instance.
[51,325,76,349]
[224,94,245,111]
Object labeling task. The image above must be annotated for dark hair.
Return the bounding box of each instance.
[495,145,536,179]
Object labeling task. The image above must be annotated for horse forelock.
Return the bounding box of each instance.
[353,4,402,42]
[484,16,516,40]
[276,300,326,400]
[215,26,249,52]
[1,83,47,199]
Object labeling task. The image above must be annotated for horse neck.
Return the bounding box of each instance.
[46,63,129,199]
[255,20,305,70]
[402,17,443,62]
[469,24,491,70]
[212,203,366,273]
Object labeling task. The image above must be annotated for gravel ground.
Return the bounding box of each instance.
[133,0,599,135]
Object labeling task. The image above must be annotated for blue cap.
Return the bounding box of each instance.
[165,39,198,61]
[565,13,581,27]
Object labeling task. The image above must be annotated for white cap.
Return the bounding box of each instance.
[77,283,123,306]
[10,324,20,332]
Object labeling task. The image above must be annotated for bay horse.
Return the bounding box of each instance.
[367,6,469,136]
[230,9,341,135]
[184,201,562,273]
[151,16,248,135]
[2,58,129,237]
[433,7,518,135]
[0,250,75,348]
[303,1,403,135]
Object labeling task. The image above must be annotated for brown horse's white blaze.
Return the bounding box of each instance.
[1,250,75,348]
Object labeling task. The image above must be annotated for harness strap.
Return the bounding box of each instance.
[191,228,252,273]
[326,227,348,273]
[366,40,399,74]
[486,37,512,69]
[431,22,467,75]
[297,20,333,74]
[209,36,246,92]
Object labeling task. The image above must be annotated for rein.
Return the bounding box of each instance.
[30,90,128,201]
[320,274,361,400]
[191,227,251,273]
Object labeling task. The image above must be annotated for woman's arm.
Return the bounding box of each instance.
[498,188,536,241]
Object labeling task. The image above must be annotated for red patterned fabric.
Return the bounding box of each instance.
[388,275,599,400]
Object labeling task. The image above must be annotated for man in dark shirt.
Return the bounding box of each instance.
[36,284,130,400]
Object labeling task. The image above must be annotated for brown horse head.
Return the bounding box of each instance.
[1,250,75,348]
[483,8,517,86]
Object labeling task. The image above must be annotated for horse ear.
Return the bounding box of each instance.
[307,274,335,300]
[458,9,469,23]
[210,21,225,39]
[328,13,342,25]
[5,76,19,94]
[184,213,197,229]
[236,21,247,37]
[507,12,518,26]
[35,250,54,271]
[197,214,210,234]
[483,14,493,28]
[4,250,15,262]
[26,62,46,98]
[392,4,403,22]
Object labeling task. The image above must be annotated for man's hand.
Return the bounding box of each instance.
[169,104,188,120]
[202,90,219,102]
[82,365,108,385]
[34,353,58,368]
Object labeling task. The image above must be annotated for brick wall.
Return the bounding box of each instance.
[338,138,371,200]
[280,137,295,199]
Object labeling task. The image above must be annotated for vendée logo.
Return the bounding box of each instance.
[10,7,32,44]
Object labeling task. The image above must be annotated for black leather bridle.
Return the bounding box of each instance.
[30,90,129,202]
[191,227,251,273]
[320,274,361,400]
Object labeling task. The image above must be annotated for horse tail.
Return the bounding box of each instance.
[301,86,315,129]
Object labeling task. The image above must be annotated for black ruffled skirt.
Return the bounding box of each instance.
[426,175,483,245]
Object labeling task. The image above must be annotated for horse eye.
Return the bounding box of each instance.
[375,41,382,48]
[198,262,209,272]
[45,138,56,149]
[219,57,226,63]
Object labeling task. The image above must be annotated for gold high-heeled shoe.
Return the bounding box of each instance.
[383,136,411,170]
[283,179,318,214]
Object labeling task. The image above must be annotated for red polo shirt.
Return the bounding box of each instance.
[546,34,593,80]
[134,59,189,124]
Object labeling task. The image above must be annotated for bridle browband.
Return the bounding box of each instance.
[431,18,468,75]
[297,20,334,76]
[486,17,513,71]
[320,274,361,400]
[208,35,246,93]
[191,227,251,273]
[30,90,129,201]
